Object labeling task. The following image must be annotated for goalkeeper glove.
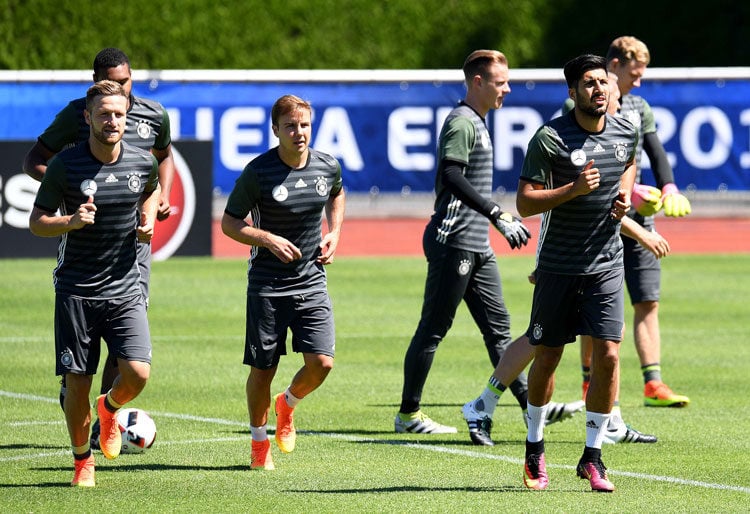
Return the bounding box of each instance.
[661,183,691,217]
[631,183,663,216]
[488,204,531,250]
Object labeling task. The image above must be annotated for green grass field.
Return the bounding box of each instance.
[1,254,748,512]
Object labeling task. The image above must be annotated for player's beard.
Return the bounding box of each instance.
[91,124,123,146]
[577,100,607,118]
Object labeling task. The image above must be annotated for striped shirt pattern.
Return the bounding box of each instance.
[427,104,492,252]
[521,111,638,274]
[224,147,343,297]
[34,141,159,298]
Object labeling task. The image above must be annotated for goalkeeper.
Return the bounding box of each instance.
[396,50,543,435]
[582,36,691,407]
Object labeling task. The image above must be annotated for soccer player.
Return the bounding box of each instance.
[547,71,661,444]
[462,206,665,446]
[29,80,160,487]
[23,47,175,447]
[222,94,345,471]
[395,49,539,435]
[518,54,637,492]
[603,36,691,408]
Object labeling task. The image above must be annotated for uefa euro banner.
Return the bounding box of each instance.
[0,141,211,259]
[1,68,749,199]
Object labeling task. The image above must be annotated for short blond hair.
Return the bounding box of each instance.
[85,80,127,112]
[606,36,650,65]
[462,49,508,83]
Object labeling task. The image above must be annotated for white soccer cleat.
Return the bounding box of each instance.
[544,400,585,426]
[603,420,658,444]
[524,400,586,427]
[394,410,457,434]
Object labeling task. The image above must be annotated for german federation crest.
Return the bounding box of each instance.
[614,144,629,162]
[315,176,328,196]
[136,121,152,139]
[127,174,142,193]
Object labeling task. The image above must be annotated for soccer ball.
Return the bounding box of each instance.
[116,408,157,454]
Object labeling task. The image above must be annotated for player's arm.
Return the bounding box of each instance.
[151,145,175,221]
[643,132,691,217]
[517,159,602,217]
[137,182,161,243]
[621,216,670,259]
[221,166,301,263]
[643,132,674,187]
[24,102,81,181]
[611,158,637,220]
[442,161,531,249]
[29,199,96,237]
[29,157,96,236]
[641,101,690,216]
[23,141,56,182]
[222,212,302,263]
[318,186,346,265]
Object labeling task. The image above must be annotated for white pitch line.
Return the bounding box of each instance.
[2,389,748,494]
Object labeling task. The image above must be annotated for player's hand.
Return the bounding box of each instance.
[267,234,302,263]
[573,160,600,196]
[70,195,96,229]
[661,183,691,217]
[631,183,663,216]
[137,211,155,243]
[639,229,671,259]
[317,230,340,265]
[610,189,630,220]
[156,195,171,221]
[489,204,531,250]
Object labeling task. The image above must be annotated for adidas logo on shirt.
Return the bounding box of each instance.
[105,174,118,183]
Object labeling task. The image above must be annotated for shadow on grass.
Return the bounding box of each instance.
[286,484,531,493]
[0,443,65,450]
[0,462,255,488]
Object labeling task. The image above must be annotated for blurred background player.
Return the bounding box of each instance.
[23,47,175,447]
[394,50,534,435]
[580,36,691,408]
[222,95,345,470]
[29,80,160,486]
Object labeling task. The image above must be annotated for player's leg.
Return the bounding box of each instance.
[463,251,528,408]
[462,333,534,445]
[576,270,623,492]
[524,344,562,490]
[244,294,287,469]
[247,366,277,469]
[577,337,618,492]
[97,295,152,460]
[625,241,689,407]
[580,335,593,398]
[55,294,99,486]
[396,244,470,434]
[273,292,336,453]
[66,373,96,487]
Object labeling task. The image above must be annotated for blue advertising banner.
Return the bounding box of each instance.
[2,72,749,195]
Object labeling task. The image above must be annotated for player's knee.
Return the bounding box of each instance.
[306,354,334,378]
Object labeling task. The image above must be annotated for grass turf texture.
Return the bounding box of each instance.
[1,254,748,511]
